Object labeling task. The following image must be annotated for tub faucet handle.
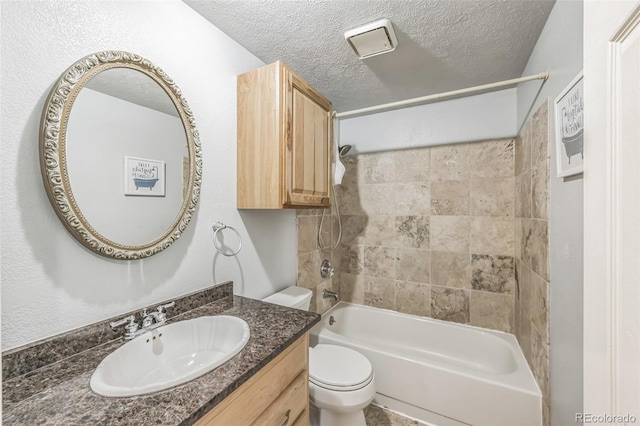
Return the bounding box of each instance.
[320,259,335,278]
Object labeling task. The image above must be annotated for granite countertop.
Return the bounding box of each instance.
[2,294,320,425]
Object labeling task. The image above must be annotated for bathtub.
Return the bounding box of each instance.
[309,302,541,426]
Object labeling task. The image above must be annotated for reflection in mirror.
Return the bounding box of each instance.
[66,69,187,246]
[40,51,202,259]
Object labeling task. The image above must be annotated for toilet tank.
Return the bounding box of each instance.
[262,286,312,311]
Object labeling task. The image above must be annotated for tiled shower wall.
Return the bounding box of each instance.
[295,113,551,424]
[514,100,551,425]
[331,139,517,333]
[296,207,340,314]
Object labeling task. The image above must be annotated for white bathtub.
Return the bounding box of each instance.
[309,302,541,426]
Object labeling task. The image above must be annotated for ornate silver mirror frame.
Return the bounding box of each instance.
[39,51,202,259]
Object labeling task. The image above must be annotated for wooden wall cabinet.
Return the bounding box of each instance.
[195,334,310,426]
[237,61,332,209]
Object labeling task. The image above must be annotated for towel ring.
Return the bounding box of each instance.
[212,221,242,256]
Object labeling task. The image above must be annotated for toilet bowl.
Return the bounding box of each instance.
[262,287,376,426]
[309,344,375,426]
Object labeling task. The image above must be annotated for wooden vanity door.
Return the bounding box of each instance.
[284,70,331,208]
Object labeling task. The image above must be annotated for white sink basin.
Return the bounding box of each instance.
[90,315,250,397]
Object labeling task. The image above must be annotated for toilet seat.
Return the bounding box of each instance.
[309,344,374,392]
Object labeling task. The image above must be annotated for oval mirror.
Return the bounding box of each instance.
[40,51,202,259]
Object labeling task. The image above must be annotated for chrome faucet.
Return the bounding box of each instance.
[322,289,339,302]
[110,301,175,341]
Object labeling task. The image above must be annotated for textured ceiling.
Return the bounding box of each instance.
[185,0,555,113]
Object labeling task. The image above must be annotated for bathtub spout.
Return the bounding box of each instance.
[322,289,339,302]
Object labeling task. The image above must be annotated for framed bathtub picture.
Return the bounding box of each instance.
[124,156,165,196]
[554,72,584,177]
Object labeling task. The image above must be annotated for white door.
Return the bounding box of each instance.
[584,1,640,420]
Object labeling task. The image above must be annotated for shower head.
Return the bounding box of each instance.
[339,145,352,157]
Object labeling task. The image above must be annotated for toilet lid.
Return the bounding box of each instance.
[309,344,373,391]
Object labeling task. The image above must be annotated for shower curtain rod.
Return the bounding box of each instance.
[334,71,549,119]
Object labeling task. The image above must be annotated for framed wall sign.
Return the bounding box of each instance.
[554,71,584,177]
[124,156,166,196]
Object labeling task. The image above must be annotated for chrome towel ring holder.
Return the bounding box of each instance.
[212,221,242,256]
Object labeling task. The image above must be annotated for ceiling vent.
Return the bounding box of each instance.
[344,18,398,59]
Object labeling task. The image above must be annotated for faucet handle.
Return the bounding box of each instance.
[110,314,136,331]
[156,301,175,313]
[110,315,139,340]
[156,301,175,322]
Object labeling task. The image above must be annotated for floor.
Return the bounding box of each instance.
[364,404,425,426]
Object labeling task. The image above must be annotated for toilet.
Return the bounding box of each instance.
[263,287,375,426]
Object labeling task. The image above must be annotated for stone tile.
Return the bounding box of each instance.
[470,254,515,294]
[514,171,531,218]
[518,262,533,319]
[396,248,430,283]
[430,180,469,215]
[396,216,429,249]
[395,281,430,317]
[518,316,533,365]
[394,148,430,183]
[341,155,362,188]
[430,251,470,289]
[470,291,514,332]
[340,244,363,275]
[514,120,531,176]
[297,215,318,254]
[364,404,422,426]
[523,219,549,281]
[340,273,364,304]
[364,215,396,247]
[394,182,430,215]
[335,183,362,215]
[362,184,396,216]
[515,218,523,260]
[331,243,343,276]
[514,285,521,336]
[469,216,514,256]
[530,271,549,344]
[531,323,550,426]
[515,119,531,177]
[365,277,396,310]
[430,143,470,181]
[364,152,395,184]
[531,160,549,220]
[323,212,336,250]
[531,99,549,166]
[469,139,514,178]
[340,214,365,245]
[431,286,470,324]
[364,246,396,279]
[470,177,514,217]
[297,250,322,289]
[430,216,470,252]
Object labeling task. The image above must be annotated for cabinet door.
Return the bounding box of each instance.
[285,72,331,207]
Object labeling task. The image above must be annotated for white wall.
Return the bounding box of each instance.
[339,88,517,154]
[0,0,297,350]
[517,1,584,425]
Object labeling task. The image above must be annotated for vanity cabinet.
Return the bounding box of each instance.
[237,61,332,209]
[195,334,310,426]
